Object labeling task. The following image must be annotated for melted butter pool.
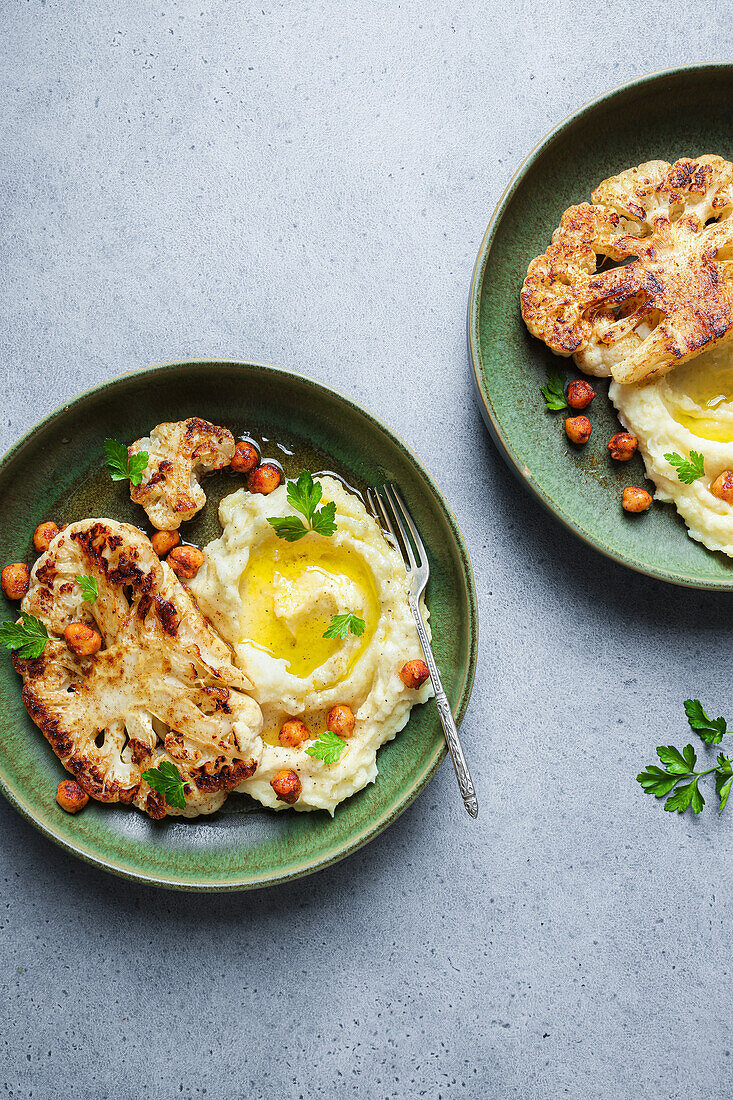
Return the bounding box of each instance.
[668,350,733,442]
[239,536,380,683]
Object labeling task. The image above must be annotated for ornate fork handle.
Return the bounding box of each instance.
[410,599,478,818]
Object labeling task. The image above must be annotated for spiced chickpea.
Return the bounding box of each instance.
[327,704,355,739]
[566,380,596,410]
[1,563,30,601]
[622,487,653,513]
[64,622,102,656]
[56,779,89,814]
[565,416,592,445]
[270,768,302,804]
[279,718,310,748]
[167,545,204,579]
[710,470,733,504]
[399,660,430,689]
[231,440,259,474]
[247,463,282,495]
[33,521,59,553]
[608,431,638,461]
[150,529,180,558]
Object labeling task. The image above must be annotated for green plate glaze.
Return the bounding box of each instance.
[0,361,477,890]
[469,63,733,590]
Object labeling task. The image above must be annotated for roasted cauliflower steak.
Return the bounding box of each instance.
[130,417,235,529]
[521,155,733,384]
[12,519,262,818]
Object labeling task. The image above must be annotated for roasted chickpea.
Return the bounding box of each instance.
[231,440,260,474]
[167,545,204,579]
[247,463,282,495]
[1,563,30,601]
[608,431,638,461]
[327,704,356,739]
[64,622,102,656]
[622,487,653,513]
[150,529,180,557]
[279,718,310,747]
[710,470,733,504]
[33,521,59,553]
[399,660,430,689]
[564,416,592,445]
[566,380,596,410]
[56,779,89,814]
[270,768,302,805]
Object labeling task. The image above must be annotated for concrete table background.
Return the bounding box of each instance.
[0,4,730,1097]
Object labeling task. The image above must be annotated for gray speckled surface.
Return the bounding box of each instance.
[0,4,731,1098]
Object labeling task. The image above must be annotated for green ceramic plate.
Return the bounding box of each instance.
[469,63,733,589]
[0,361,477,890]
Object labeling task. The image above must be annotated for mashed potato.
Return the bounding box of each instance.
[189,476,432,812]
[611,343,733,556]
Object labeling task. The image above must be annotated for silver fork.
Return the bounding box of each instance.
[367,484,478,819]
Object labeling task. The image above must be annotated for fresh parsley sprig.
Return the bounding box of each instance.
[305,729,347,765]
[541,367,567,411]
[637,700,732,815]
[104,438,149,487]
[75,575,98,603]
[267,471,337,542]
[323,612,365,640]
[142,760,187,810]
[664,450,705,485]
[0,615,49,659]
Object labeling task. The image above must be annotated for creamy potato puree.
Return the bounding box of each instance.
[611,343,733,556]
[190,476,432,812]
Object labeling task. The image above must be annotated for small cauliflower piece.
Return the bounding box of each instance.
[12,519,262,819]
[129,418,235,529]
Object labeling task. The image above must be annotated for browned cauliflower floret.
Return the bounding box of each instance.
[12,520,262,819]
[521,155,733,385]
[129,418,235,529]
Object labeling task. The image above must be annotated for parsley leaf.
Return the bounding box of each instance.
[142,760,186,810]
[664,450,705,484]
[664,777,705,815]
[104,438,149,487]
[76,575,99,603]
[267,515,309,542]
[684,698,727,744]
[305,729,347,765]
[715,755,733,813]
[541,367,567,411]
[310,500,337,537]
[323,612,366,639]
[637,701,731,816]
[267,472,338,541]
[0,615,49,659]
[287,471,322,523]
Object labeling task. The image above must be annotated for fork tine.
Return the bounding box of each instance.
[368,488,402,554]
[385,484,422,568]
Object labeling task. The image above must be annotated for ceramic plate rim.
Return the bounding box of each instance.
[468,61,733,591]
[0,359,478,890]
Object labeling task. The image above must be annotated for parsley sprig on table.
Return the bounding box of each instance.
[541,367,567,411]
[637,700,732,815]
[664,450,705,485]
[323,612,365,639]
[142,761,187,810]
[0,615,49,659]
[75,575,98,603]
[104,438,148,487]
[305,729,347,765]
[267,471,337,542]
